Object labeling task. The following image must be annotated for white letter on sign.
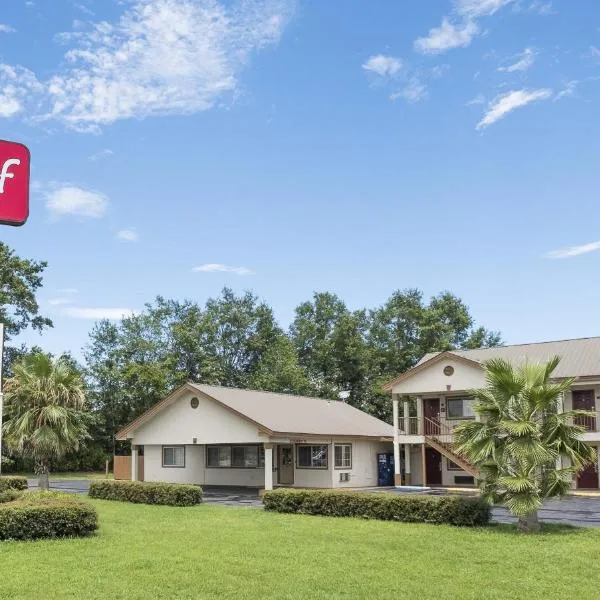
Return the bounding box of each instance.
[0,158,21,194]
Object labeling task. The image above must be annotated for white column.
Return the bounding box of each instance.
[264,444,273,491]
[416,396,423,435]
[131,444,138,481]
[403,398,410,435]
[393,396,401,486]
[330,441,336,488]
[404,444,411,485]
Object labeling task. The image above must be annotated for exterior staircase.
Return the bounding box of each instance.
[423,417,480,479]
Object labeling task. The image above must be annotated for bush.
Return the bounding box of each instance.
[0,490,22,504]
[263,489,491,527]
[88,480,203,506]
[0,477,28,492]
[0,492,98,541]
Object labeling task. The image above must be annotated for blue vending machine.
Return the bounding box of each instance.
[377,453,395,487]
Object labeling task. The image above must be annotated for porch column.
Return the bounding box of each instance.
[404,444,411,485]
[264,444,273,491]
[330,440,336,487]
[420,444,427,487]
[131,444,138,482]
[393,395,401,486]
[416,396,423,435]
[403,397,411,434]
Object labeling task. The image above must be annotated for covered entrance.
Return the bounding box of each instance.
[278,445,294,485]
[423,398,440,435]
[578,462,599,489]
[425,447,442,485]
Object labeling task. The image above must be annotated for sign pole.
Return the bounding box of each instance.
[0,323,4,475]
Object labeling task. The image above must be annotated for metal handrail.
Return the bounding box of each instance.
[398,416,420,435]
[423,416,457,438]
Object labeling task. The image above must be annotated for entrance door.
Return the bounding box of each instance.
[425,447,442,485]
[377,453,395,486]
[572,390,596,431]
[423,398,441,435]
[278,445,294,485]
[577,462,599,489]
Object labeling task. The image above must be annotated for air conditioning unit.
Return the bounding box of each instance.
[339,472,350,482]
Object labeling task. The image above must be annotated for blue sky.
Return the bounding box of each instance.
[1,0,600,358]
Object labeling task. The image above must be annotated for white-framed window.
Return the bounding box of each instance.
[206,445,264,468]
[446,458,463,471]
[334,444,352,469]
[297,445,328,469]
[446,397,476,420]
[162,446,185,468]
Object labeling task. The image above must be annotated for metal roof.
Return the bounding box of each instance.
[189,384,394,438]
[417,336,600,379]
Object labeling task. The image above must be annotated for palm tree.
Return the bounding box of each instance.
[2,352,89,490]
[454,356,596,533]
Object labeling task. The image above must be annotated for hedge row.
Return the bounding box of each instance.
[0,492,98,541]
[89,480,203,506]
[0,477,28,492]
[263,489,490,527]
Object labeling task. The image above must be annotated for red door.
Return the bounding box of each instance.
[423,398,440,435]
[425,447,442,485]
[572,390,596,431]
[577,463,599,489]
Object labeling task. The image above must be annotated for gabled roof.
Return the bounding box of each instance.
[116,383,394,440]
[384,336,600,391]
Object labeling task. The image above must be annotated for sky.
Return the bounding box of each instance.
[1,0,600,359]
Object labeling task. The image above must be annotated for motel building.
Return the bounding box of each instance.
[385,337,600,490]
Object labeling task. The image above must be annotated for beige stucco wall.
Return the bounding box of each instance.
[132,391,263,445]
[143,444,205,484]
[392,357,485,396]
[334,441,392,488]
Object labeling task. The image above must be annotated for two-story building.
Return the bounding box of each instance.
[384,337,600,490]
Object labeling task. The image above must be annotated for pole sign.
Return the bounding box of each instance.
[0,140,30,227]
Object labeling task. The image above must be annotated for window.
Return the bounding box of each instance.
[446,397,476,420]
[162,446,185,468]
[334,444,352,469]
[297,445,328,469]
[206,445,264,468]
[446,458,463,471]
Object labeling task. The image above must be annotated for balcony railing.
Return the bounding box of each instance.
[574,413,599,432]
[398,417,420,435]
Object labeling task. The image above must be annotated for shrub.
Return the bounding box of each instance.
[0,477,28,492]
[263,489,490,527]
[89,480,203,506]
[0,490,22,504]
[0,492,98,541]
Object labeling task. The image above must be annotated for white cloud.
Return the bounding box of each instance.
[48,298,75,306]
[455,0,516,18]
[498,47,535,72]
[0,24,16,33]
[0,0,292,131]
[391,78,428,103]
[545,241,600,259]
[88,149,113,161]
[0,64,43,119]
[117,229,139,242]
[62,307,138,319]
[414,18,480,54]
[45,185,109,219]
[362,55,402,78]
[554,80,578,101]
[465,93,486,106]
[529,2,554,15]
[476,88,552,129]
[193,263,254,275]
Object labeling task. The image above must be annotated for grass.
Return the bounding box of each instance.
[9,472,112,480]
[0,501,598,600]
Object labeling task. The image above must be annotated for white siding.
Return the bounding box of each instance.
[133,391,263,445]
[392,357,485,396]
[143,444,205,484]
[204,468,265,487]
[333,441,392,488]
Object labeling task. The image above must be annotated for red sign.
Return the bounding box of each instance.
[0,140,30,227]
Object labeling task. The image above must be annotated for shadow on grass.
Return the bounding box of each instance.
[483,522,584,537]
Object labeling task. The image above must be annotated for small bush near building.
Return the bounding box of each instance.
[0,476,28,492]
[0,490,23,504]
[263,489,490,527]
[89,480,203,506]
[0,492,98,541]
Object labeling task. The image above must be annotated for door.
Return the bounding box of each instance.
[423,398,441,435]
[572,390,596,431]
[577,463,599,489]
[377,453,395,486]
[278,445,294,485]
[425,447,442,485]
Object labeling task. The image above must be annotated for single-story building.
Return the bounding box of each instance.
[115,383,394,490]
[384,336,600,490]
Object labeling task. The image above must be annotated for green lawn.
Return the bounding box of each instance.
[1,501,599,600]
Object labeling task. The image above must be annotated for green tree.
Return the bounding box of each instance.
[0,242,53,374]
[2,353,89,489]
[454,357,596,533]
